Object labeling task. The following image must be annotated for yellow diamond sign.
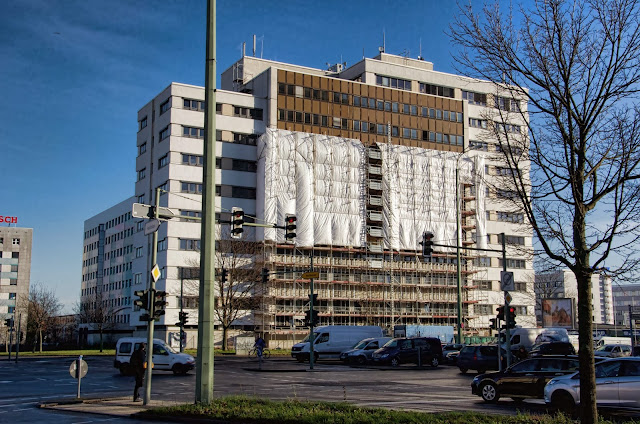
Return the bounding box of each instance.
[151,264,161,282]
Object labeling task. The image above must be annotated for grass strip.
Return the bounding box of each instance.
[146,395,635,424]
[0,349,116,357]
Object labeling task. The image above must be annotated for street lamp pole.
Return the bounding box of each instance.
[455,164,463,345]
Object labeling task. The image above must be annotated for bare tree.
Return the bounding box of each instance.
[450,1,640,422]
[184,227,264,350]
[75,289,120,352]
[26,283,62,352]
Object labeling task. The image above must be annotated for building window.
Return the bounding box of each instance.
[180,210,202,221]
[157,238,167,251]
[231,186,256,199]
[420,83,454,98]
[157,181,168,193]
[159,126,170,141]
[182,154,203,167]
[179,239,201,251]
[476,280,492,290]
[497,211,524,223]
[469,118,488,129]
[499,258,526,269]
[12,238,20,246]
[9,293,16,300]
[462,91,488,106]
[158,154,169,169]
[134,273,142,285]
[376,75,411,90]
[135,247,143,258]
[138,142,147,156]
[181,182,203,194]
[469,140,489,151]
[476,305,492,315]
[514,282,527,291]
[184,99,205,111]
[137,168,146,181]
[182,126,204,139]
[139,116,147,131]
[475,256,491,267]
[159,98,171,115]
[497,96,520,112]
[499,234,525,246]
[137,194,144,203]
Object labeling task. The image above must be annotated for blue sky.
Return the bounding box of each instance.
[0,0,467,312]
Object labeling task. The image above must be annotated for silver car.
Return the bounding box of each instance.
[544,357,640,412]
[339,337,392,365]
[594,344,632,358]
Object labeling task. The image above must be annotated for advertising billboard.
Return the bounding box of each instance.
[541,298,574,328]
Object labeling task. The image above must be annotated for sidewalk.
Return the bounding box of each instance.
[40,396,182,419]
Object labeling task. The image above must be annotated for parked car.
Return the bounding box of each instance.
[291,325,383,362]
[339,337,392,365]
[544,357,640,413]
[594,344,632,358]
[471,356,580,403]
[372,337,443,367]
[442,343,464,364]
[114,337,195,375]
[458,344,506,374]
[634,345,640,356]
[529,341,576,357]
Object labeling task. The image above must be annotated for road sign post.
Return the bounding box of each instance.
[70,355,88,398]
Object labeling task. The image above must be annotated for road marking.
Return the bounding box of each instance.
[12,408,33,412]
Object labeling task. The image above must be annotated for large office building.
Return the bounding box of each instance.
[82,51,536,348]
[612,283,640,327]
[0,224,32,343]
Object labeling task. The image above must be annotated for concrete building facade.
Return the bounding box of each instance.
[612,283,640,327]
[83,51,537,348]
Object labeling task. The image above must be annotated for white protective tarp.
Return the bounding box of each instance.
[257,129,486,250]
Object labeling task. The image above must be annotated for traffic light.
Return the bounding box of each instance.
[134,290,150,311]
[4,318,13,328]
[489,318,497,330]
[496,306,505,321]
[176,311,189,326]
[284,214,297,240]
[261,268,269,284]
[221,267,228,283]
[309,293,318,305]
[304,308,319,327]
[419,232,434,257]
[153,290,168,320]
[506,306,517,329]
[231,207,244,239]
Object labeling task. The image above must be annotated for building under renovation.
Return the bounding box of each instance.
[81,50,536,349]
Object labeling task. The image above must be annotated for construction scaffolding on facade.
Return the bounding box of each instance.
[255,129,490,347]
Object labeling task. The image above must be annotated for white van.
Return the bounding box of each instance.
[114,337,195,375]
[291,325,384,362]
[593,336,632,348]
[500,328,569,352]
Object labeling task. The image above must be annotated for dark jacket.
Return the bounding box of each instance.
[131,346,146,372]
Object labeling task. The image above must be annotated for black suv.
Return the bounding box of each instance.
[372,337,443,367]
[457,344,506,374]
[471,356,580,403]
[529,342,575,357]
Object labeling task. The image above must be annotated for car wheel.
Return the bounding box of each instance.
[172,364,187,375]
[356,356,366,365]
[296,356,305,363]
[480,382,500,403]
[390,357,400,367]
[459,367,468,374]
[119,365,129,376]
[430,357,439,368]
[314,352,319,362]
[551,391,575,414]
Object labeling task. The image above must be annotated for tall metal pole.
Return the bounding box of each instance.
[196,0,216,404]
[502,232,511,368]
[180,268,184,353]
[455,165,463,345]
[143,187,160,405]
[15,313,21,362]
[309,253,315,370]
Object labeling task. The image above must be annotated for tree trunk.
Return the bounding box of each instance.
[222,326,229,350]
[38,328,43,353]
[99,328,103,353]
[577,268,597,424]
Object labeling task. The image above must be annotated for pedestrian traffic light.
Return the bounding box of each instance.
[221,267,228,283]
[4,318,13,328]
[176,311,188,326]
[419,232,434,257]
[134,290,150,311]
[496,306,505,321]
[506,306,517,329]
[261,268,269,284]
[284,214,297,240]
[153,290,168,320]
[231,207,244,239]
[304,308,319,327]
[489,318,497,330]
[309,293,318,305]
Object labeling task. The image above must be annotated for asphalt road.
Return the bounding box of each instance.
[0,354,555,423]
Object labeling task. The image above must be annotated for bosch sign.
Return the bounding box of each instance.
[0,216,18,224]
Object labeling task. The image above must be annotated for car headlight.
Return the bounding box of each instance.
[380,353,389,358]
[546,379,559,386]
[472,376,480,384]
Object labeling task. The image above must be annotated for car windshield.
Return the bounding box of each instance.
[353,340,370,349]
[164,344,177,354]
[596,345,614,352]
[301,333,319,343]
[383,339,398,348]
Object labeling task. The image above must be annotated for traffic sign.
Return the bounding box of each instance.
[301,271,319,279]
[151,264,161,282]
[505,292,513,305]
[132,203,176,220]
[69,359,88,379]
[144,219,160,235]
[500,271,515,291]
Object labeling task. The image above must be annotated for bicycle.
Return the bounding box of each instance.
[248,347,271,359]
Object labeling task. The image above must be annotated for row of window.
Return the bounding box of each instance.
[469,140,525,156]
[103,261,132,276]
[180,182,256,199]
[475,280,527,291]
[105,227,134,245]
[104,244,134,260]
[462,91,521,112]
[375,75,412,90]
[138,130,259,158]
[0,238,21,246]
[474,257,527,269]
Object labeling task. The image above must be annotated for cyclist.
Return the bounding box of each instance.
[254,334,266,358]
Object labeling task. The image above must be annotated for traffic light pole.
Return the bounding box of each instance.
[143,187,160,406]
[455,165,463,345]
[502,233,511,368]
[180,268,184,353]
[308,253,315,370]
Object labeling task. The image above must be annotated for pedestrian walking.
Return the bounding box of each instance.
[130,342,146,402]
